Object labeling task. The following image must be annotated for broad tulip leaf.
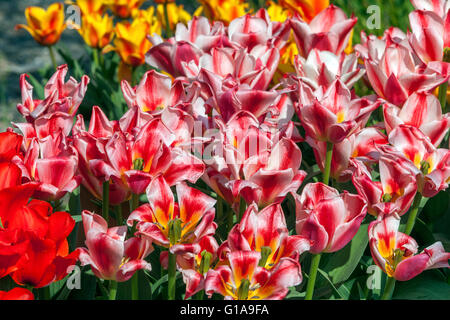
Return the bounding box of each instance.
[324,223,369,284]
[393,272,450,300]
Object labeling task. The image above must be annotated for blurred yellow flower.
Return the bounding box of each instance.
[103,18,151,67]
[16,3,66,46]
[69,0,106,16]
[267,1,291,23]
[197,0,249,25]
[78,13,114,49]
[156,3,192,30]
[132,6,162,36]
[106,0,146,19]
[278,0,329,23]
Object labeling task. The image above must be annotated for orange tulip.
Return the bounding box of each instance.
[103,18,152,67]
[278,0,329,23]
[197,0,249,25]
[78,13,114,49]
[16,3,66,46]
[106,0,146,19]
[71,0,106,16]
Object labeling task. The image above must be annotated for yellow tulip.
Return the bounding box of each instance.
[278,0,329,23]
[156,3,192,30]
[69,0,106,16]
[16,3,66,46]
[197,0,249,25]
[132,6,162,36]
[106,0,146,19]
[78,13,114,49]
[267,1,291,23]
[103,18,151,67]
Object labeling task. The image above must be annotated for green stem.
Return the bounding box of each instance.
[116,204,123,225]
[322,142,333,185]
[164,1,172,38]
[130,193,139,213]
[48,46,57,71]
[102,181,110,222]
[227,208,234,233]
[438,81,448,113]
[92,48,99,68]
[109,280,118,300]
[404,193,423,236]
[380,276,396,300]
[305,253,321,300]
[168,250,176,300]
[238,196,246,223]
[131,272,139,300]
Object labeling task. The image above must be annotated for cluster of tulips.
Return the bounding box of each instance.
[2,0,449,300]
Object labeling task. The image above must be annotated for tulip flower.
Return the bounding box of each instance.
[121,70,185,113]
[278,0,329,23]
[0,193,80,288]
[362,39,447,106]
[73,0,106,16]
[410,0,450,18]
[17,65,90,122]
[220,203,311,270]
[352,154,418,217]
[127,176,217,249]
[383,92,450,147]
[0,288,34,300]
[161,236,219,299]
[294,182,367,254]
[16,3,66,47]
[0,132,23,162]
[369,213,450,281]
[387,125,450,198]
[204,251,302,300]
[104,18,153,67]
[290,5,357,57]
[202,110,306,210]
[78,13,114,49]
[294,49,365,90]
[408,9,449,63]
[0,229,30,278]
[15,134,82,202]
[107,0,145,19]
[306,127,388,182]
[77,210,153,282]
[197,0,249,25]
[298,79,381,144]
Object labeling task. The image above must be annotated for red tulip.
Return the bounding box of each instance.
[0,288,34,300]
[298,79,381,144]
[204,251,302,300]
[77,210,152,282]
[369,213,450,281]
[408,9,449,63]
[352,154,417,217]
[295,49,365,90]
[294,182,367,254]
[290,5,357,57]
[387,125,450,198]
[128,176,216,249]
[383,92,450,147]
[220,203,311,270]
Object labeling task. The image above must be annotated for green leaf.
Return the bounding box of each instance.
[393,272,450,300]
[323,223,369,285]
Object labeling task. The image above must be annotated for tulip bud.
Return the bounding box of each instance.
[199,250,213,275]
[168,218,182,246]
[258,246,272,267]
[236,278,251,300]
